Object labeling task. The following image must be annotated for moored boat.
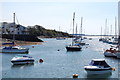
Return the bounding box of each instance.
[11,55,34,65]
[84,59,113,75]
[66,45,82,51]
[66,12,82,51]
[1,46,29,53]
[104,48,117,57]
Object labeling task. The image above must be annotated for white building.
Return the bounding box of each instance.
[0,22,28,34]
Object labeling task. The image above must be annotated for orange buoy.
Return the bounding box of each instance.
[112,68,115,71]
[72,74,78,78]
[39,59,43,63]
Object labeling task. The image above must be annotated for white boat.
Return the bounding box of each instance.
[104,48,117,57]
[11,55,34,65]
[84,59,112,75]
[104,51,116,57]
[1,46,29,53]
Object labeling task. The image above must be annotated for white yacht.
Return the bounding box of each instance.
[84,59,113,75]
[11,55,34,65]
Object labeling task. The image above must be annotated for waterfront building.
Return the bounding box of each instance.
[0,22,28,34]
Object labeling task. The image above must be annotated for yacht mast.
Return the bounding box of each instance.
[13,13,15,42]
[101,26,102,38]
[115,16,117,38]
[110,25,112,36]
[80,17,83,40]
[104,19,107,37]
[72,12,75,46]
[76,23,77,36]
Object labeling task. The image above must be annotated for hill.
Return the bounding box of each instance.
[27,25,70,38]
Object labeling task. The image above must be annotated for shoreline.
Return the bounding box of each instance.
[1,38,42,46]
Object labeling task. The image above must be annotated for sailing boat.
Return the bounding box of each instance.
[1,13,29,53]
[56,26,66,40]
[66,12,82,51]
[116,11,120,58]
[104,17,119,57]
[75,17,85,46]
[99,26,103,41]
[116,37,120,58]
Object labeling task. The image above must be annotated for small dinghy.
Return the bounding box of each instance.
[11,55,34,65]
[84,59,113,75]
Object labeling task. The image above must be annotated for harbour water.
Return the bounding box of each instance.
[1,37,120,78]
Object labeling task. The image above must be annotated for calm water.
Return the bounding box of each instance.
[1,37,120,78]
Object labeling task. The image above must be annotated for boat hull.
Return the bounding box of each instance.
[85,69,112,75]
[104,52,116,57]
[116,52,120,58]
[11,60,34,65]
[1,49,29,53]
[66,46,81,51]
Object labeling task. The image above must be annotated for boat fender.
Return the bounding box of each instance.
[112,68,115,71]
[39,59,43,63]
[72,74,78,78]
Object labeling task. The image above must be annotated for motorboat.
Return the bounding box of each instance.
[104,48,117,57]
[11,55,34,65]
[66,45,82,51]
[84,59,113,75]
[1,46,29,53]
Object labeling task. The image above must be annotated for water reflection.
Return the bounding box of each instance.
[11,63,34,68]
[86,72,112,78]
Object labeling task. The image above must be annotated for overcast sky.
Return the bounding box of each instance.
[1,0,119,35]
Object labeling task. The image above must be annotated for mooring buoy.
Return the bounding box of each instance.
[72,74,78,78]
[112,67,115,71]
[39,59,43,63]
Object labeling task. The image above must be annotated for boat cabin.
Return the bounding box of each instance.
[89,59,110,68]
